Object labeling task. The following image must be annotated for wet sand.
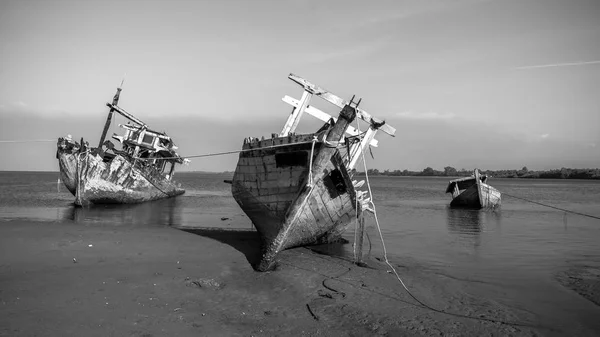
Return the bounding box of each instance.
[0,220,598,336]
[557,266,600,307]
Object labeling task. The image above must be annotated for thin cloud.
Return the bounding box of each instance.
[0,101,74,116]
[514,60,600,70]
[540,133,550,139]
[0,101,28,113]
[396,111,455,120]
[353,0,491,29]
[303,36,392,64]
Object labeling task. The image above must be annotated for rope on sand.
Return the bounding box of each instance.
[305,304,319,321]
[349,125,547,329]
[300,244,551,330]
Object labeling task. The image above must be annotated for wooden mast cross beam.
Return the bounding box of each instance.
[106,103,148,129]
[287,73,396,137]
[281,95,379,147]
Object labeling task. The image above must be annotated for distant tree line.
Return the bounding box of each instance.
[353,166,600,180]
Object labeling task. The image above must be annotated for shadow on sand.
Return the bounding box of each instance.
[178,227,263,268]
[176,228,356,271]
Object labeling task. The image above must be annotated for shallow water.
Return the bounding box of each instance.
[1,171,599,332]
[1,172,599,268]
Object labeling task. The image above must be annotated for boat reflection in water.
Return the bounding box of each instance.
[446,207,502,251]
[61,197,181,227]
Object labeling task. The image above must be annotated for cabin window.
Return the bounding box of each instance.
[275,151,308,168]
[159,138,170,147]
[129,131,140,142]
[324,169,347,198]
[142,134,154,145]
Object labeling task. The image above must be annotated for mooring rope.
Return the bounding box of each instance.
[359,175,559,327]
[0,139,55,143]
[352,117,366,263]
[503,192,600,220]
[293,251,548,330]
[134,136,346,161]
[353,196,359,262]
[4,182,61,188]
[351,120,545,328]
[307,136,317,188]
[133,162,171,197]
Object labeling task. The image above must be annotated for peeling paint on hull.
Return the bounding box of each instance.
[57,149,78,196]
[232,135,359,272]
[57,145,184,206]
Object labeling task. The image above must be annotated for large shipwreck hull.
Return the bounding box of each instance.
[231,74,396,271]
[57,139,184,207]
[232,132,358,271]
[56,85,186,206]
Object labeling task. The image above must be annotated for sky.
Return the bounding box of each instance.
[1,0,599,172]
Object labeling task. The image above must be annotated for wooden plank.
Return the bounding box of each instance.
[106,103,147,128]
[306,196,323,236]
[280,90,313,136]
[98,87,122,148]
[282,95,379,147]
[313,189,334,224]
[288,73,396,136]
[348,127,377,169]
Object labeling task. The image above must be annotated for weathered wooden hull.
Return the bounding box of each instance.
[56,140,79,195]
[450,182,501,209]
[57,138,184,206]
[231,134,359,271]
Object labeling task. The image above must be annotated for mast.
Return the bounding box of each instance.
[98,79,124,149]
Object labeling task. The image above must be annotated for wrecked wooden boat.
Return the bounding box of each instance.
[231,74,396,271]
[56,84,187,206]
[445,169,501,209]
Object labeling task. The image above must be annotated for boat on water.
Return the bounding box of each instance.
[56,84,187,206]
[445,169,501,209]
[230,74,396,271]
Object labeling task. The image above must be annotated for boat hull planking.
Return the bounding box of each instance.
[232,136,358,271]
[449,182,501,209]
[57,138,184,206]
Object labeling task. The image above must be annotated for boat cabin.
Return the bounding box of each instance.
[97,100,185,180]
[110,123,181,177]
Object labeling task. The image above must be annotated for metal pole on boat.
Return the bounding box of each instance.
[98,78,125,149]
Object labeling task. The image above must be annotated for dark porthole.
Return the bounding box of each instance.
[275,151,308,168]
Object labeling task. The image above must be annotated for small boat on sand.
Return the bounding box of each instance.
[445,169,501,209]
[231,73,396,271]
[56,84,186,206]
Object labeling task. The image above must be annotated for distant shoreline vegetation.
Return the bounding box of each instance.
[354,167,600,180]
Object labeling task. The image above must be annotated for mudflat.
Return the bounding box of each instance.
[0,220,596,336]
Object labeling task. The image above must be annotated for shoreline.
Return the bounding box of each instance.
[1,219,599,336]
